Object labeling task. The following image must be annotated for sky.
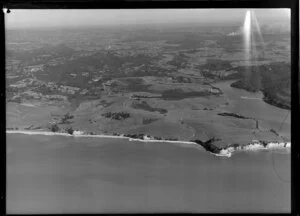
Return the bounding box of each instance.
[5,9,290,29]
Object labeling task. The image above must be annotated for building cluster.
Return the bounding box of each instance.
[57,85,80,95]
[24,65,44,73]
[9,78,35,88]
[47,58,66,66]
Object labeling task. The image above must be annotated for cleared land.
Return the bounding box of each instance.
[6,25,290,147]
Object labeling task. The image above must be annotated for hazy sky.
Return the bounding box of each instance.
[5,9,290,29]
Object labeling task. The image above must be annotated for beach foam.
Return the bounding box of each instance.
[6,130,73,136]
[73,130,85,135]
[6,130,126,139]
[6,130,290,158]
[129,137,195,145]
[213,149,232,157]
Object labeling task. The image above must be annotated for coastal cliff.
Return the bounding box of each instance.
[6,129,290,158]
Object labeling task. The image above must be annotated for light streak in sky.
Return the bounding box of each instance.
[242,9,266,89]
[251,11,265,49]
[243,10,252,63]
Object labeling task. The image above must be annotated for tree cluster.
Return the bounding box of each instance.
[101,112,130,120]
[60,112,74,124]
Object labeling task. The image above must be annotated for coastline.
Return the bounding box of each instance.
[230,80,291,110]
[6,129,291,158]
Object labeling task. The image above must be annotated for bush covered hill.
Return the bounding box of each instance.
[231,62,290,109]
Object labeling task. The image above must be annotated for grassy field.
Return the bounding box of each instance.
[6,26,290,148]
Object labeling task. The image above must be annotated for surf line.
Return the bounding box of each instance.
[6,130,290,158]
[5,130,196,145]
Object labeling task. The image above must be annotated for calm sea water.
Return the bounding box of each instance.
[7,134,290,213]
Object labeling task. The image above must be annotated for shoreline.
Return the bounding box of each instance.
[230,80,290,110]
[6,129,291,158]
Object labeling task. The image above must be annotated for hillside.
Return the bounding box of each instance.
[231,62,291,109]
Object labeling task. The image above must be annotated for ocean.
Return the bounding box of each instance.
[7,133,290,213]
